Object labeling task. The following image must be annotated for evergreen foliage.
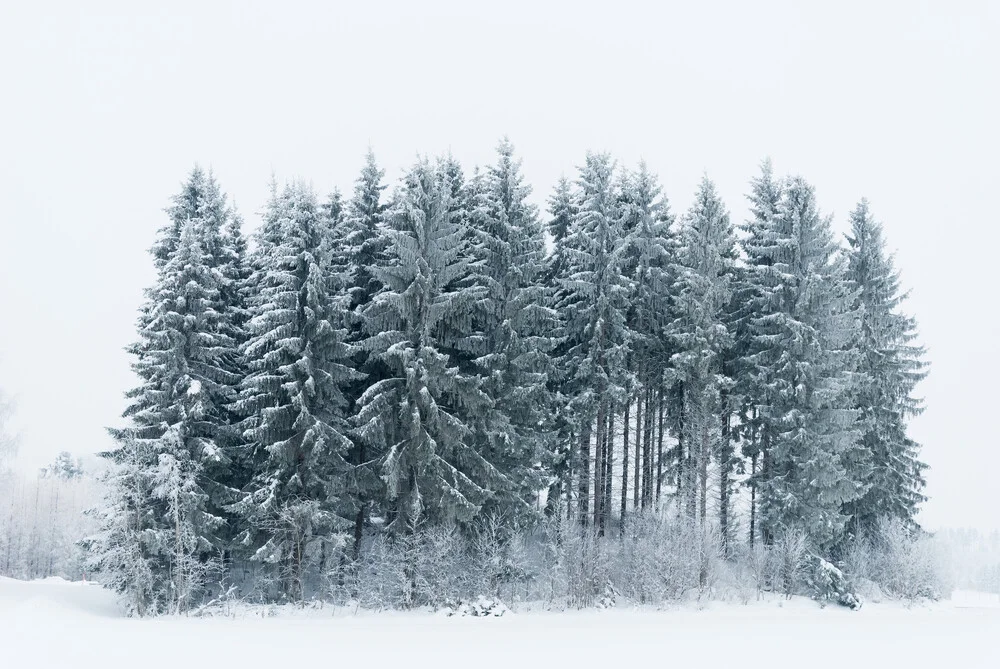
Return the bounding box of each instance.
[94,148,931,613]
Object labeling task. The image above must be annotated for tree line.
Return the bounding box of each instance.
[86,139,928,615]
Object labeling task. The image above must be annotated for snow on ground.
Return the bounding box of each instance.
[1,578,998,669]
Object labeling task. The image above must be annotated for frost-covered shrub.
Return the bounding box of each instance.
[613,514,704,603]
[443,595,509,617]
[807,557,861,609]
[773,528,808,597]
[843,519,951,602]
[352,523,474,609]
[470,514,533,603]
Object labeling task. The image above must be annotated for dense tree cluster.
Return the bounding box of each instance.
[88,144,928,614]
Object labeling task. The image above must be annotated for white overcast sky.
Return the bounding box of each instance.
[1,1,997,531]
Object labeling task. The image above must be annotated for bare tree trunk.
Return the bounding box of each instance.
[749,450,758,549]
[593,403,606,534]
[633,391,642,511]
[605,407,615,532]
[675,382,685,503]
[656,389,665,505]
[566,429,576,523]
[699,419,709,529]
[761,434,773,546]
[579,422,591,527]
[353,441,366,561]
[620,398,630,532]
[720,409,731,557]
[642,386,653,508]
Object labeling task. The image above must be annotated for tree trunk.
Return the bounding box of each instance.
[593,404,606,534]
[620,398,630,532]
[699,419,709,529]
[605,407,615,533]
[656,388,665,505]
[633,391,642,511]
[579,422,591,527]
[642,386,653,508]
[353,441,366,560]
[749,450,758,549]
[719,409,732,556]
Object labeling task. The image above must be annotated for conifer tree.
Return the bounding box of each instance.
[546,176,577,281]
[669,177,738,538]
[233,183,356,598]
[557,153,632,532]
[99,219,236,612]
[341,150,391,556]
[619,163,673,515]
[843,199,927,534]
[465,138,556,518]
[744,174,860,551]
[357,158,510,530]
[735,159,784,545]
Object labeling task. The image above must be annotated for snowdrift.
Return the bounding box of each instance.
[0,578,997,669]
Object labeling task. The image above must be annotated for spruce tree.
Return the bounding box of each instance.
[356,158,508,530]
[100,220,235,613]
[465,138,556,519]
[735,159,784,546]
[557,152,632,532]
[669,177,738,536]
[341,149,391,556]
[233,182,356,598]
[619,163,673,514]
[744,173,860,551]
[843,199,927,534]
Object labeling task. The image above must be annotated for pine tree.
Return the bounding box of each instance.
[100,220,235,612]
[546,176,577,282]
[743,173,860,551]
[341,149,391,556]
[843,199,927,535]
[152,166,229,270]
[618,163,673,516]
[735,159,784,546]
[233,182,356,598]
[465,138,556,519]
[557,152,632,532]
[669,177,738,539]
[357,158,509,530]
[542,176,579,518]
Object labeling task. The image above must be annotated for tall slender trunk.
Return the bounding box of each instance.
[566,429,576,523]
[633,391,642,511]
[675,383,685,498]
[749,450,758,549]
[578,423,591,527]
[593,404,606,533]
[699,419,709,529]
[720,410,731,556]
[761,434,773,546]
[642,386,653,508]
[656,388,665,505]
[605,407,615,532]
[353,441,366,560]
[620,398,630,532]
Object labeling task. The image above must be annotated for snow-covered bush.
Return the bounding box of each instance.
[773,528,808,597]
[443,595,510,617]
[352,523,474,610]
[807,557,861,609]
[843,519,951,602]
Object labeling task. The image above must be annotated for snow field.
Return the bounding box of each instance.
[2,578,998,669]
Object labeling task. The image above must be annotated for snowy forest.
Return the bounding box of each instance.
[54,139,952,616]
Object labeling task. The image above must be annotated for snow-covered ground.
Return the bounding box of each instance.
[2,577,998,669]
